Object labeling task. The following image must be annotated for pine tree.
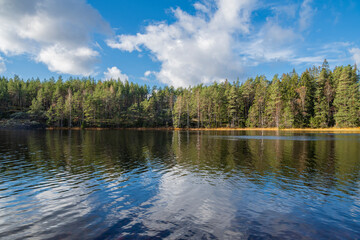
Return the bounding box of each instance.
[55,96,65,127]
[65,88,73,127]
[0,77,9,115]
[281,103,295,128]
[265,75,282,127]
[29,89,45,118]
[83,92,96,127]
[227,85,238,127]
[334,66,360,127]
[311,63,334,128]
[280,73,297,128]
[240,78,255,126]
[296,70,315,127]
[172,95,183,128]
[2,62,360,129]
[246,76,268,127]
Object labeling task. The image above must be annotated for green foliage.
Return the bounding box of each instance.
[311,62,335,128]
[246,76,268,127]
[296,70,315,127]
[265,75,282,127]
[333,66,360,127]
[1,61,360,128]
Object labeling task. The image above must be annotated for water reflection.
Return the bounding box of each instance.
[0,130,359,239]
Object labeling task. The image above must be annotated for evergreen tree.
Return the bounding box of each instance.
[280,73,298,128]
[247,76,268,127]
[334,66,360,127]
[83,91,96,127]
[29,89,45,118]
[1,61,360,129]
[311,62,335,128]
[240,78,255,126]
[65,88,73,127]
[0,77,9,116]
[227,85,239,127]
[296,70,315,127]
[172,95,183,128]
[281,103,295,128]
[265,75,282,127]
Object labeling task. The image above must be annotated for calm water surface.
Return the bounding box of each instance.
[0,130,360,239]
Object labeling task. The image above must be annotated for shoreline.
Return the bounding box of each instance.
[1,119,359,133]
[43,127,360,133]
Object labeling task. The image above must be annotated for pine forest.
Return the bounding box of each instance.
[1,60,359,129]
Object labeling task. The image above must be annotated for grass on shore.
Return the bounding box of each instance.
[175,127,360,132]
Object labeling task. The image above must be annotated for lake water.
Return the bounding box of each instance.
[0,130,360,239]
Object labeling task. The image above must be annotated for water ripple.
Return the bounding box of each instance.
[0,130,359,239]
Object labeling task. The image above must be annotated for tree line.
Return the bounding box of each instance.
[0,60,359,128]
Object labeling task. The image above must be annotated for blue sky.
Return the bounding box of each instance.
[0,0,359,87]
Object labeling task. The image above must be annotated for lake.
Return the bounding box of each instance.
[0,130,359,239]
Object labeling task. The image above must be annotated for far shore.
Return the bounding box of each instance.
[44,127,360,133]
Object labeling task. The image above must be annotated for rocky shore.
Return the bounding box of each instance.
[0,112,46,130]
[0,119,46,130]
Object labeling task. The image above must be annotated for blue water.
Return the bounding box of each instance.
[0,130,359,239]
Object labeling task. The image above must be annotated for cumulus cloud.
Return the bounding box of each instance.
[107,0,319,87]
[37,45,100,75]
[107,0,256,87]
[104,66,129,81]
[0,0,111,75]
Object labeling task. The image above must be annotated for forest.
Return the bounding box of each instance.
[0,60,359,129]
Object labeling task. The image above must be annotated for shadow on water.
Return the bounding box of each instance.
[0,130,360,239]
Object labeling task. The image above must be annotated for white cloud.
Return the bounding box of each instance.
[0,0,111,75]
[144,70,155,77]
[272,4,297,19]
[238,21,300,65]
[104,66,128,81]
[0,57,5,73]
[107,0,256,87]
[107,0,319,87]
[291,56,325,65]
[299,0,314,31]
[37,45,99,75]
[349,48,360,65]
